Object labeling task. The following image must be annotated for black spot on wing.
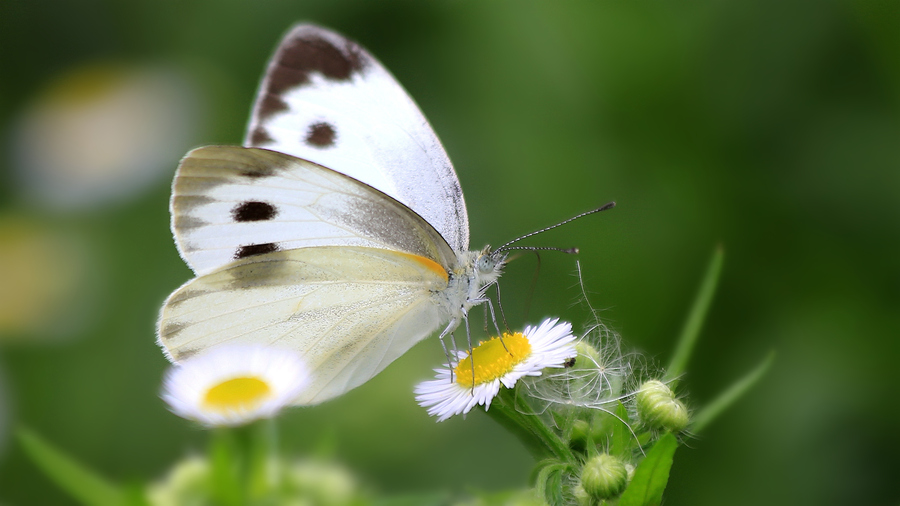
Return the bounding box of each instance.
[232,201,278,222]
[256,94,290,121]
[235,242,279,259]
[249,126,275,145]
[305,122,336,147]
[269,32,365,94]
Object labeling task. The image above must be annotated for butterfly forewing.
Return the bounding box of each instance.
[159,246,449,405]
[158,23,500,406]
[171,146,457,275]
[244,23,470,253]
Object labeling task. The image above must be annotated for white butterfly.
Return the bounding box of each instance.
[157,24,507,405]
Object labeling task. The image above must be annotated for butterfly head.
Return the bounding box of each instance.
[474,246,506,286]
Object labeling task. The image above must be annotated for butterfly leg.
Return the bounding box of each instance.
[492,282,511,333]
[437,317,461,382]
[471,293,509,353]
[463,314,476,395]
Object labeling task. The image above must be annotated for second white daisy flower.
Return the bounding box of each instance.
[162,345,309,427]
[415,318,576,422]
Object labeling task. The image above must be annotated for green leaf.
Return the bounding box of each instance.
[611,402,633,456]
[16,427,127,506]
[534,461,571,506]
[589,402,637,459]
[123,482,152,506]
[636,431,653,447]
[666,246,724,381]
[618,433,678,506]
[691,351,775,433]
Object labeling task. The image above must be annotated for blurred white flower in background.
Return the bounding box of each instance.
[11,63,202,210]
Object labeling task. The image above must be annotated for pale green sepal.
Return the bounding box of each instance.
[617,432,677,506]
[665,246,724,381]
[16,427,128,506]
[534,460,571,506]
[691,351,775,433]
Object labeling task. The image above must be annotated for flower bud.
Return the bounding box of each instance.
[285,459,359,505]
[572,483,593,506]
[636,380,689,432]
[146,457,210,506]
[569,419,590,450]
[572,341,603,370]
[580,453,628,500]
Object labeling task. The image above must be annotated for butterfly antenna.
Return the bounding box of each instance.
[495,201,616,253]
[501,246,579,254]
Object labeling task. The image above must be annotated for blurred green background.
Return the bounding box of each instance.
[1,0,898,504]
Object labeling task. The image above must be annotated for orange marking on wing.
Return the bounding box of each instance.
[394,252,449,283]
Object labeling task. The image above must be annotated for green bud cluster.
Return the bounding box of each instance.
[146,456,365,506]
[146,457,212,506]
[580,453,629,501]
[636,380,689,432]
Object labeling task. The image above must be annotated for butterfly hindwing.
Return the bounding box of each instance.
[171,145,457,275]
[159,246,449,405]
[244,23,470,253]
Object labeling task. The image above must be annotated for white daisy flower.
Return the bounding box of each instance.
[415,318,576,422]
[162,345,309,427]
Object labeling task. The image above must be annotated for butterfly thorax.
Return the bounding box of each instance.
[437,247,506,321]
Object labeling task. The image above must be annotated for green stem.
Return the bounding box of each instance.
[665,246,724,382]
[691,351,775,433]
[486,388,577,464]
[246,418,279,500]
[209,428,242,506]
[208,420,280,506]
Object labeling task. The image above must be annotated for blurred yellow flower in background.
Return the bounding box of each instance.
[0,216,95,341]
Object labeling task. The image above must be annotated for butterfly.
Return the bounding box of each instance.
[156,24,508,405]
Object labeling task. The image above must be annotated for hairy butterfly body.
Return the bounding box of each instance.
[158,24,505,404]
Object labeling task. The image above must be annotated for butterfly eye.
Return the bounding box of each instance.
[476,254,496,274]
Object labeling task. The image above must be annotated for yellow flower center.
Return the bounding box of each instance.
[203,376,272,412]
[454,332,532,388]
